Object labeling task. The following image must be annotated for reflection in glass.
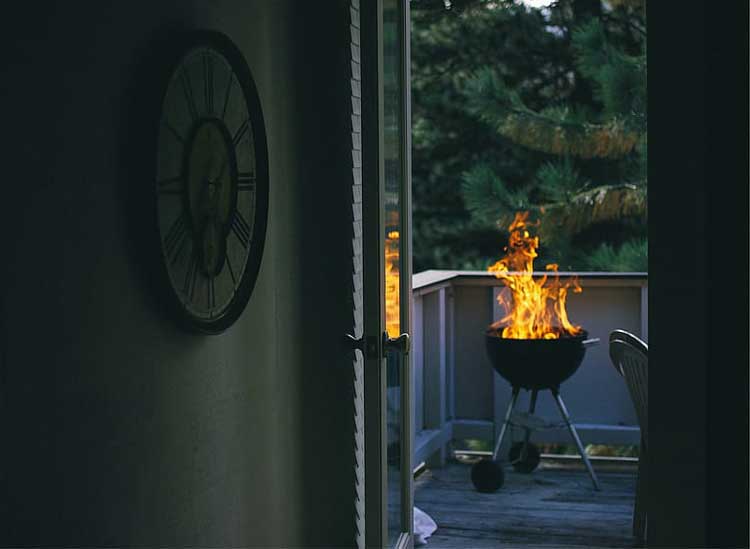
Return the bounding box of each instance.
[385,229,400,338]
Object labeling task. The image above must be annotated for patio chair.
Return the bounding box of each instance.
[609,329,648,546]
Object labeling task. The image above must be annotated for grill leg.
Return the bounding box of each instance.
[492,386,520,461]
[551,389,601,491]
[518,389,538,462]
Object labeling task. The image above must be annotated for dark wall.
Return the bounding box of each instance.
[649,1,749,547]
[0,1,355,546]
[288,2,359,544]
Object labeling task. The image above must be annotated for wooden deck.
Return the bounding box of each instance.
[414,459,637,548]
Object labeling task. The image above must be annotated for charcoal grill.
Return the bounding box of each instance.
[471,329,602,492]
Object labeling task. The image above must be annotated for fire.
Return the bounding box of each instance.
[488,212,582,339]
[385,230,400,337]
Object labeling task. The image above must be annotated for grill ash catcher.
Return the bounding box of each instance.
[471,331,602,493]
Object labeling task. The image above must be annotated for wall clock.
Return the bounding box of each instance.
[154,32,268,334]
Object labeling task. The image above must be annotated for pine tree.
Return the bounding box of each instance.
[459,0,647,270]
[411,0,579,270]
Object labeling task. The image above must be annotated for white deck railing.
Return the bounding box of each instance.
[411,270,648,467]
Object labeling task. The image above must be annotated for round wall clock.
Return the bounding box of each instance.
[154,32,268,334]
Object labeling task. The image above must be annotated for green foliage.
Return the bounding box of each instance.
[573,19,647,131]
[411,0,648,272]
[535,159,585,203]
[584,239,648,272]
[410,1,572,271]
[585,444,640,458]
[464,65,641,159]
[542,443,640,458]
[461,165,529,219]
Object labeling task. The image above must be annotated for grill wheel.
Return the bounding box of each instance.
[470,459,505,493]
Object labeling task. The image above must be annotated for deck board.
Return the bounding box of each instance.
[414,460,637,548]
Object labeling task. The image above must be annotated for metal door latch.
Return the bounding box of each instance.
[383,331,410,354]
[345,333,381,359]
[344,333,364,352]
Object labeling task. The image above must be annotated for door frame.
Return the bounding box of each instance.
[361,0,414,546]
[398,0,414,546]
[361,0,387,543]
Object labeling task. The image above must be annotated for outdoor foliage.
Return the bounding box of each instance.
[411,0,647,272]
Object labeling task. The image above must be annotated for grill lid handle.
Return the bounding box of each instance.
[582,338,600,347]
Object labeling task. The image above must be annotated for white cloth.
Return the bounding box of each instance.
[414,506,437,546]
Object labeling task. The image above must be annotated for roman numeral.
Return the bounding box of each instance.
[163,119,185,144]
[221,75,234,121]
[208,275,216,311]
[180,68,198,121]
[157,175,184,195]
[183,250,199,300]
[163,214,188,262]
[231,210,251,249]
[203,52,214,114]
[232,119,250,148]
[238,172,255,191]
[225,254,237,285]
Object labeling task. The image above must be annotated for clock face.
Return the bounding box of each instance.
[155,35,268,333]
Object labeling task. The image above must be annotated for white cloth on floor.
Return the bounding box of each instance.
[414,506,437,546]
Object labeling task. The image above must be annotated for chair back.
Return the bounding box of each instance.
[609,330,648,447]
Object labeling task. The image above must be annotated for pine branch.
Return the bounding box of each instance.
[537,182,647,236]
[465,67,642,158]
[461,164,530,222]
[600,12,646,39]
[607,0,646,12]
[498,111,640,158]
[584,238,647,272]
[534,159,584,203]
[573,19,647,128]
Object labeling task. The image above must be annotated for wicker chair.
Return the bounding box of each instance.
[609,329,648,546]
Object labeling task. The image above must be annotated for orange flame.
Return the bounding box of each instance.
[488,212,582,339]
[385,230,400,337]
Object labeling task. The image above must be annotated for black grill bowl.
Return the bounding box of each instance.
[485,330,590,390]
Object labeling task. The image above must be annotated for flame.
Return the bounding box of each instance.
[385,230,400,337]
[488,212,582,339]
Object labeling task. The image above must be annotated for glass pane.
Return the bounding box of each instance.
[383,0,404,545]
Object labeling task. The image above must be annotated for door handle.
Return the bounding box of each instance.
[383,331,410,354]
[344,333,364,353]
[345,333,380,359]
[345,332,411,357]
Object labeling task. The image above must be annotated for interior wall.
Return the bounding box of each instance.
[0,1,354,546]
